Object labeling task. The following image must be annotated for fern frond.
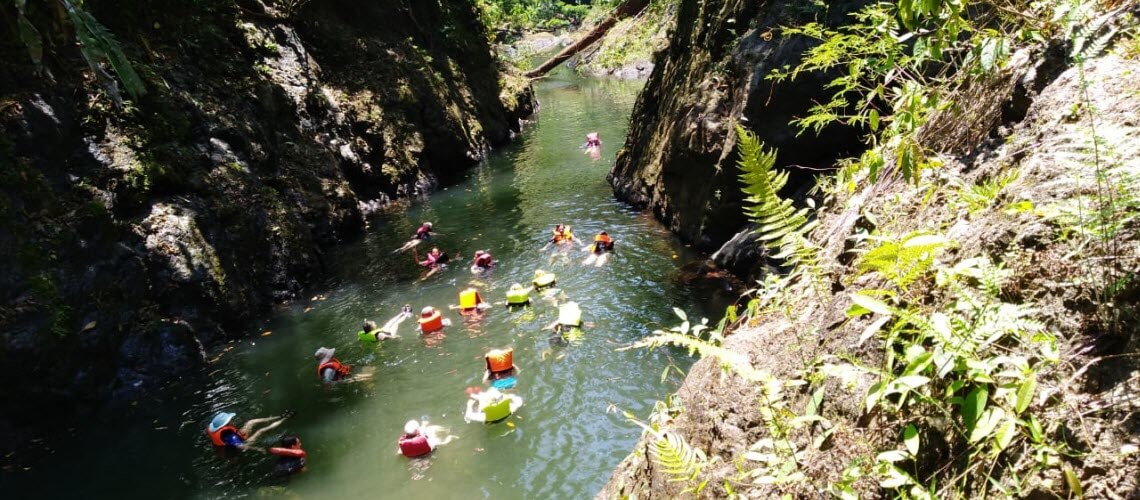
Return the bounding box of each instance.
[652,431,706,481]
[736,125,825,288]
[632,331,763,382]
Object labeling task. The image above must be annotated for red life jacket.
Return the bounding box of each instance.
[416,225,432,239]
[317,358,351,380]
[398,432,432,458]
[207,425,246,447]
[474,253,493,268]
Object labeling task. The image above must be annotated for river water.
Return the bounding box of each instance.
[3,68,732,498]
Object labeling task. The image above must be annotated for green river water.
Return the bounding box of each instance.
[3,69,735,498]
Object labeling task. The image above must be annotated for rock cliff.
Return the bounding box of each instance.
[608,0,866,252]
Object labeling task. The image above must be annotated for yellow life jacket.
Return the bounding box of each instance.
[482,398,512,422]
[459,288,481,310]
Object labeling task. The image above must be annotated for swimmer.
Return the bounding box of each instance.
[470,250,495,273]
[315,347,352,382]
[502,283,533,307]
[584,132,601,159]
[450,288,491,315]
[464,388,523,423]
[393,222,434,253]
[417,306,451,334]
[269,435,307,477]
[413,247,456,280]
[483,347,521,390]
[542,224,574,250]
[358,306,412,341]
[583,231,615,267]
[583,132,601,150]
[397,419,456,458]
[206,410,294,450]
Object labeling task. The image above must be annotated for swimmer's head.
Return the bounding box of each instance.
[404,420,420,436]
[363,320,377,332]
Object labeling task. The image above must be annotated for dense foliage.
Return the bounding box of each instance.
[475,0,606,31]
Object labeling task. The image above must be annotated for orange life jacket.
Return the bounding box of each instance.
[552,228,572,243]
[317,358,351,380]
[419,310,444,333]
[485,348,514,374]
[207,425,246,447]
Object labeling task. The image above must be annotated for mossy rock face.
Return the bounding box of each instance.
[0,0,534,445]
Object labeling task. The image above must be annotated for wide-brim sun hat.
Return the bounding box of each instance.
[209,412,236,432]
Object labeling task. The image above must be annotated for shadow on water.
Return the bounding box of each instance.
[0,67,732,499]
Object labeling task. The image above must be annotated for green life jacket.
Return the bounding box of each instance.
[506,288,530,305]
[357,330,377,342]
[482,398,512,422]
[533,272,556,288]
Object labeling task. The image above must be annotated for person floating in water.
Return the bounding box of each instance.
[548,224,574,246]
[503,283,532,307]
[397,419,457,458]
[584,132,601,150]
[464,388,523,424]
[450,287,491,315]
[470,250,495,273]
[314,347,352,383]
[483,347,520,390]
[544,301,591,345]
[358,306,413,341]
[584,132,601,158]
[269,435,307,477]
[413,247,454,280]
[532,269,557,289]
[206,410,293,450]
[584,231,615,267]
[414,247,449,269]
[417,306,451,334]
[393,222,434,253]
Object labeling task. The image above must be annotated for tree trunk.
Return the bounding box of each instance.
[524,0,651,79]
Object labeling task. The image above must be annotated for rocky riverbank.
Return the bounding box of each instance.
[600,0,1140,497]
[0,0,532,447]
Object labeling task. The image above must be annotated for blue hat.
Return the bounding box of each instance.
[208,412,236,433]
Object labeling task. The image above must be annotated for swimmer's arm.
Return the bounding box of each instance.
[464,400,484,422]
